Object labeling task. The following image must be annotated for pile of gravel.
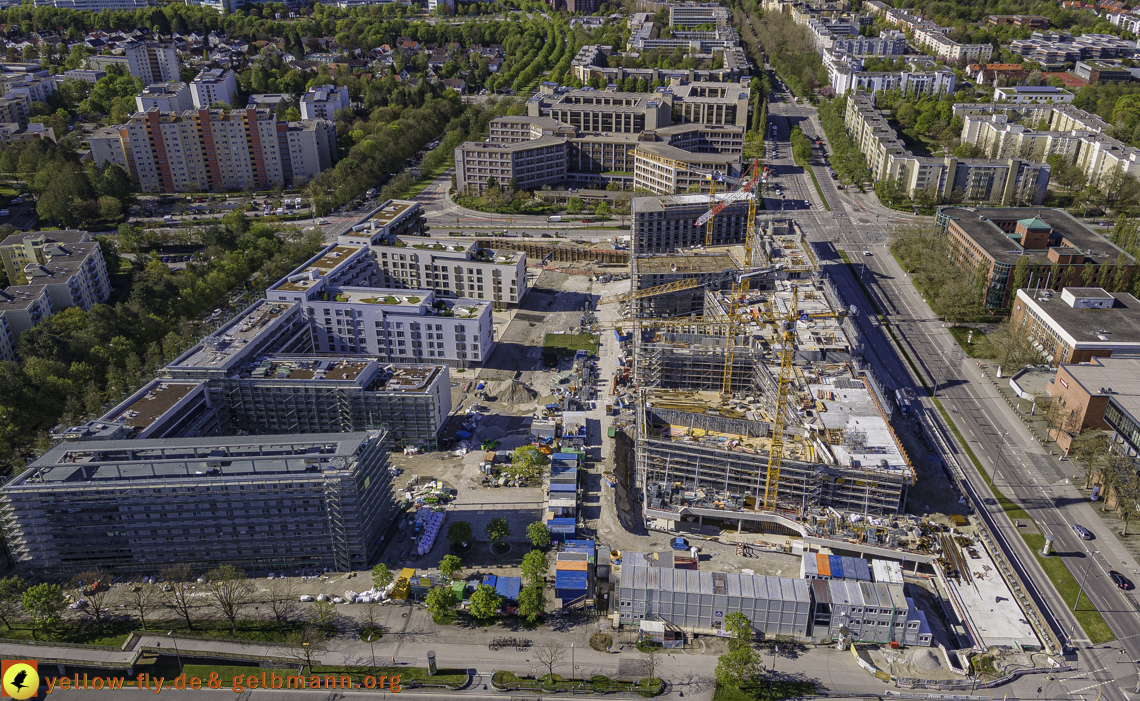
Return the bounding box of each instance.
[492,380,537,405]
[912,649,941,671]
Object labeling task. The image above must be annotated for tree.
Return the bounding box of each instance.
[526,521,551,550]
[1115,469,1140,536]
[517,583,546,624]
[309,599,337,629]
[0,576,27,630]
[22,583,65,640]
[70,569,116,628]
[509,445,548,482]
[439,554,462,581]
[161,564,198,631]
[467,584,502,621]
[534,638,567,679]
[265,579,301,632]
[288,623,328,669]
[372,563,395,590]
[715,643,762,687]
[447,520,473,550]
[123,582,164,630]
[596,202,611,219]
[521,549,549,585]
[1068,430,1111,488]
[1011,255,1030,293]
[206,565,255,633]
[723,612,754,647]
[485,516,512,546]
[425,586,455,622]
[989,320,1039,373]
[567,197,584,214]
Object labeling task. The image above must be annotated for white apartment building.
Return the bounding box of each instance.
[1108,11,1140,34]
[0,287,48,362]
[633,141,741,194]
[268,244,497,367]
[2,78,54,104]
[824,53,956,96]
[994,86,1074,103]
[125,43,179,84]
[300,85,350,120]
[190,68,239,108]
[912,27,993,63]
[63,69,105,83]
[669,3,730,27]
[135,82,193,112]
[454,137,568,194]
[807,18,906,56]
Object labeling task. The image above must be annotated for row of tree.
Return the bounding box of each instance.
[816,99,872,190]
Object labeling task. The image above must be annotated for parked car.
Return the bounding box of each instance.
[1111,571,1132,589]
[1072,523,1093,540]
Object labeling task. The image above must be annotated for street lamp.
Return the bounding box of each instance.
[167,631,182,675]
[570,642,575,686]
[1074,549,1100,612]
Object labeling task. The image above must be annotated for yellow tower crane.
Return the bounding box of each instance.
[763,287,798,511]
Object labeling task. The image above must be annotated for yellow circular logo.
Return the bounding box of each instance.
[3,662,38,700]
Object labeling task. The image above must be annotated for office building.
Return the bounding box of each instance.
[631,193,751,255]
[1048,356,1140,436]
[937,207,1136,311]
[135,82,193,112]
[456,114,743,194]
[300,85,350,120]
[664,80,751,128]
[988,14,1049,28]
[190,68,239,108]
[570,44,749,84]
[845,93,1050,205]
[669,3,730,27]
[1009,32,1138,69]
[125,43,179,84]
[0,431,395,574]
[633,142,740,194]
[1073,60,1133,84]
[91,108,336,193]
[527,85,673,133]
[1010,287,1140,364]
[617,565,812,637]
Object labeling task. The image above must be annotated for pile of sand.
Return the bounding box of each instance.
[912,649,942,671]
[492,380,537,405]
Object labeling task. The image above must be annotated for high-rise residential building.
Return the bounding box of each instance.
[0,96,29,128]
[0,431,395,574]
[135,82,194,112]
[125,43,180,84]
[190,68,239,108]
[300,85,350,120]
[90,108,336,193]
[2,77,55,104]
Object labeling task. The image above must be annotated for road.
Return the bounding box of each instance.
[763,80,1140,700]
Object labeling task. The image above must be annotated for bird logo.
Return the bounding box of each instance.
[1,661,38,700]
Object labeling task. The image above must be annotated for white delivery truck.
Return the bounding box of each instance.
[548,215,562,222]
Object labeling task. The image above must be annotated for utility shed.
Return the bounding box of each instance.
[616,565,811,638]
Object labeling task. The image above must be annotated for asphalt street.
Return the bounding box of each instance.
[761,78,1140,701]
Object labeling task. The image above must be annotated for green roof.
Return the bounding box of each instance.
[1017,217,1050,230]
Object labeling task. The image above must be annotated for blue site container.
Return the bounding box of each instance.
[495,576,522,601]
[482,574,498,588]
[828,555,843,580]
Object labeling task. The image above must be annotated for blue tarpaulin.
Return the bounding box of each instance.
[495,576,522,601]
[549,518,576,534]
[555,570,588,590]
[482,574,498,588]
[828,556,843,581]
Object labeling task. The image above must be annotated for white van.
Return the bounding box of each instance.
[276,207,284,216]
[548,215,562,222]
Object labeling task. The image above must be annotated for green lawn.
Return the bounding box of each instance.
[948,326,995,359]
[310,665,468,687]
[543,333,598,356]
[144,663,266,688]
[713,680,817,701]
[1022,533,1115,644]
[0,620,135,647]
[404,160,454,199]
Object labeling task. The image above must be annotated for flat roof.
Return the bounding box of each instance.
[249,358,372,382]
[105,381,201,430]
[941,207,1134,266]
[171,300,299,369]
[945,538,1040,648]
[1018,290,1140,346]
[1060,357,1140,399]
[620,564,811,602]
[9,432,382,488]
[633,253,737,275]
[0,284,47,311]
[0,229,90,247]
[274,244,363,292]
[369,200,417,227]
[635,141,739,163]
[631,192,749,213]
